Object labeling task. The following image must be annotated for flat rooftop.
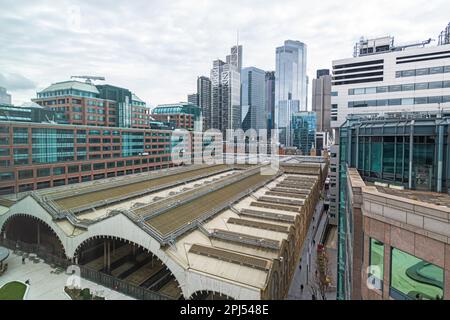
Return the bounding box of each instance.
[374,186,450,209]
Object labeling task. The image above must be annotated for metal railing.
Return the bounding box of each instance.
[0,238,172,300]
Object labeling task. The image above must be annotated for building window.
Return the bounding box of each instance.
[18,170,33,180]
[37,168,51,177]
[53,167,66,175]
[368,238,384,291]
[390,248,444,300]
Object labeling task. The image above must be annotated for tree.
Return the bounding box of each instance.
[312,244,332,300]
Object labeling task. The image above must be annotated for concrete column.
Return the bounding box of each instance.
[37,222,40,247]
[103,240,107,270]
[382,245,391,300]
[443,270,450,300]
[107,240,111,273]
[437,124,444,193]
[408,121,414,189]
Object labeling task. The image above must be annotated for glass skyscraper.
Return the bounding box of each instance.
[241,67,266,132]
[275,40,308,146]
[210,45,242,136]
[291,112,316,155]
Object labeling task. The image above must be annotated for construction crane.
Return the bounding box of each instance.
[70,75,105,84]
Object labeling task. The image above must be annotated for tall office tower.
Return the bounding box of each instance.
[0,87,12,105]
[197,76,212,130]
[275,40,308,146]
[265,71,276,134]
[187,93,199,106]
[312,69,332,133]
[210,45,242,135]
[241,67,266,132]
[226,45,243,71]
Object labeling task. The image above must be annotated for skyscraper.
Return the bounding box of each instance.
[312,69,332,133]
[275,40,308,146]
[241,67,266,132]
[210,45,242,135]
[265,71,275,135]
[197,76,212,130]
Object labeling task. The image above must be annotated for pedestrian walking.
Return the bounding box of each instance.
[300,284,304,292]
[312,294,316,300]
[299,264,302,271]
[22,256,25,264]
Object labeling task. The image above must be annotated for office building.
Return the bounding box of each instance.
[196,76,212,131]
[0,87,12,105]
[187,93,199,106]
[331,34,450,130]
[151,103,202,132]
[241,67,266,132]
[291,112,316,155]
[275,40,308,146]
[33,80,152,129]
[330,27,450,299]
[316,69,330,78]
[0,102,55,123]
[265,71,275,135]
[0,121,173,195]
[131,93,152,129]
[337,115,450,300]
[211,46,242,136]
[312,69,332,133]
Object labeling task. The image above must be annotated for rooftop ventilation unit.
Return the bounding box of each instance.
[438,22,450,46]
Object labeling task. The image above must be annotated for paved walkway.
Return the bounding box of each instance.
[0,253,134,300]
[287,195,337,300]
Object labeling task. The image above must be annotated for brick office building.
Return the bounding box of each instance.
[33,80,152,129]
[0,121,173,195]
[151,103,202,132]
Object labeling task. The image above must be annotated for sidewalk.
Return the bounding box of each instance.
[287,195,337,300]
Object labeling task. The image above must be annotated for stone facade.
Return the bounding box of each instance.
[346,168,450,300]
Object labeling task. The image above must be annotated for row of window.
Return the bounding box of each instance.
[37,89,98,98]
[349,95,450,108]
[7,157,173,181]
[12,164,172,192]
[396,65,450,78]
[349,80,450,95]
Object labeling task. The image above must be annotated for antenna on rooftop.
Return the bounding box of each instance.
[70,75,106,84]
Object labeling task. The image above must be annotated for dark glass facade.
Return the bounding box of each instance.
[337,115,450,300]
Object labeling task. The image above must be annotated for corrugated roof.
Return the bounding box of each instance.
[39,81,99,94]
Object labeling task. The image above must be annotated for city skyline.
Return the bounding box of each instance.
[1,0,449,107]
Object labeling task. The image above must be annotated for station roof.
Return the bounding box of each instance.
[12,159,325,292]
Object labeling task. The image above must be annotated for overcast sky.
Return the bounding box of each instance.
[0,0,449,107]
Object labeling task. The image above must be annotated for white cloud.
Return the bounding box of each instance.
[0,0,449,105]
